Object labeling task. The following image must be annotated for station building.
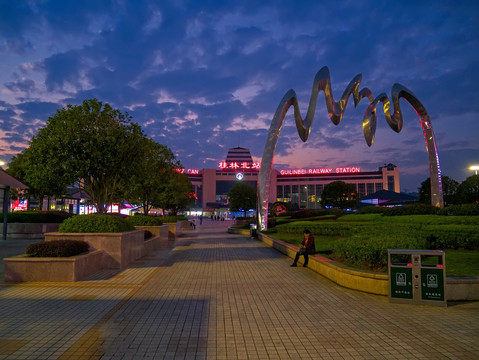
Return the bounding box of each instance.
[184,147,400,213]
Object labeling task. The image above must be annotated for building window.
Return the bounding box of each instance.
[292,185,299,206]
[276,185,283,201]
[300,185,307,208]
[375,183,383,192]
[358,183,366,197]
[308,185,316,209]
[284,185,291,201]
[388,176,395,191]
[367,183,374,195]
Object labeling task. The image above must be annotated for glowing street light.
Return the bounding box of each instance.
[0,161,5,168]
[470,165,479,175]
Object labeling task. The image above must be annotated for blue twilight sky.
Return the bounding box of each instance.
[1,0,478,193]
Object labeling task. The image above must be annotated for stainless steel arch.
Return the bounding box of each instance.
[257,66,443,230]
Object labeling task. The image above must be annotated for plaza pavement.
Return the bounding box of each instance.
[0,220,478,360]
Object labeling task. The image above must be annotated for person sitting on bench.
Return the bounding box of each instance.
[290,229,315,267]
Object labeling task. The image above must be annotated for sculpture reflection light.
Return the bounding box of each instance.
[258,66,443,230]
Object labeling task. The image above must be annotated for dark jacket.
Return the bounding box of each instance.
[300,234,316,254]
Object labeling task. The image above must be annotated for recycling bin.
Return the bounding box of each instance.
[249,223,257,238]
[388,249,446,306]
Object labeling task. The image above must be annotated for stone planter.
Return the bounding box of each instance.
[4,250,104,282]
[45,230,145,269]
[7,223,61,239]
[4,223,178,283]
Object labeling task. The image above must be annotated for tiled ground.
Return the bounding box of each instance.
[1,220,478,359]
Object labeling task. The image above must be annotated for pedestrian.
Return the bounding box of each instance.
[290,229,316,267]
[199,214,203,225]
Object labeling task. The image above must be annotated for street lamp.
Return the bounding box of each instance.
[469,165,479,175]
[0,161,5,167]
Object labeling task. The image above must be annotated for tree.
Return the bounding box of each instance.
[155,171,194,215]
[418,176,459,206]
[320,181,358,209]
[228,182,257,217]
[7,148,69,210]
[123,138,179,215]
[456,175,479,204]
[20,99,145,213]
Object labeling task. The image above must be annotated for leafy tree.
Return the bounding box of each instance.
[456,175,479,204]
[123,138,179,215]
[228,182,257,217]
[320,181,358,209]
[418,176,459,206]
[7,148,68,210]
[155,170,194,215]
[20,99,145,213]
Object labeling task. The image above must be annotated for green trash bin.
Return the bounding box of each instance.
[388,249,446,306]
[249,223,257,238]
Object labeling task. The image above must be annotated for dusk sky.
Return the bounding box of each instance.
[1,0,478,193]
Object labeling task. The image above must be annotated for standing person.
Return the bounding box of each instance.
[290,229,316,267]
[199,214,203,225]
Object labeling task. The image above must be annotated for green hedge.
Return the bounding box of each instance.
[161,216,188,223]
[0,211,74,223]
[355,206,387,214]
[438,204,479,216]
[332,233,424,269]
[125,215,163,226]
[383,203,439,216]
[26,240,89,257]
[275,221,354,237]
[59,214,134,233]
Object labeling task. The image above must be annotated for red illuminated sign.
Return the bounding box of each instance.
[279,166,361,175]
[175,168,200,175]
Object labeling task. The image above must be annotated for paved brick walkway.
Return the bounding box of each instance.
[1,220,478,359]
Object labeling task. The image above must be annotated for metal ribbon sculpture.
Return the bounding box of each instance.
[258,66,443,230]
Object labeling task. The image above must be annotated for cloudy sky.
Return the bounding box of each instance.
[1,0,478,192]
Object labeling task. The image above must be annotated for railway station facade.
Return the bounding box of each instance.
[184,147,400,213]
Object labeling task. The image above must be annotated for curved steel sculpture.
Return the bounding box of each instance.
[258,66,443,230]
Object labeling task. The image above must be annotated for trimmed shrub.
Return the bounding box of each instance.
[332,233,424,270]
[276,221,354,237]
[438,204,479,216]
[125,215,163,226]
[355,206,387,214]
[383,204,439,216]
[0,211,74,223]
[267,217,276,228]
[59,214,134,233]
[26,240,89,257]
[161,216,188,223]
[421,225,479,250]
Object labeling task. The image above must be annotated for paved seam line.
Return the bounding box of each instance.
[58,254,172,359]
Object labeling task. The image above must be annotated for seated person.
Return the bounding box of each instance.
[291,229,315,267]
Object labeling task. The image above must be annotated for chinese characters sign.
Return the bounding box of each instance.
[218,161,261,170]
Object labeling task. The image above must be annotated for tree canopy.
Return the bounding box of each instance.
[418,176,459,206]
[155,170,194,215]
[456,174,479,204]
[320,181,358,209]
[123,138,179,215]
[228,182,257,217]
[13,99,146,213]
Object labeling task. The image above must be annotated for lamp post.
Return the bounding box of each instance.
[469,165,479,175]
